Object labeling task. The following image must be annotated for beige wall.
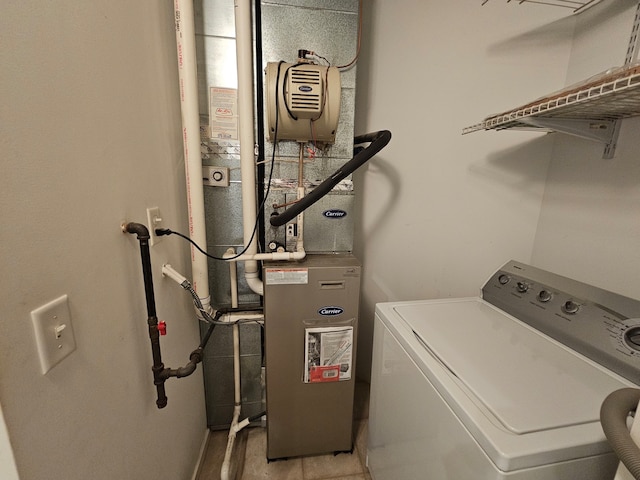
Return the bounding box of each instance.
[532,1,640,299]
[1,2,207,479]
[352,0,576,381]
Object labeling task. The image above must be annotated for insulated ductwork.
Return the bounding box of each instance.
[265,62,341,143]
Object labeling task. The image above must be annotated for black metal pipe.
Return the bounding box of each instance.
[124,222,168,409]
[120,233,266,406]
[269,130,392,227]
[124,222,156,317]
[161,315,218,379]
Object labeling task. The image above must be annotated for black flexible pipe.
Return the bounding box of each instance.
[124,222,168,409]
[161,313,220,379]
[600,388,640,479]
[269,129,392,227]
[159,306,262,379]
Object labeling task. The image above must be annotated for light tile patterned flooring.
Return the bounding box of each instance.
[197,382,371,480]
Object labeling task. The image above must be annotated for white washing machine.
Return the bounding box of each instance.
[367,260,640,480]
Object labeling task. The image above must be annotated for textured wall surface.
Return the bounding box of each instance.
[1,1,207,478]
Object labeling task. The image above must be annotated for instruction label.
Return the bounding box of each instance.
[265,268,309,285]
[209,87,238,140]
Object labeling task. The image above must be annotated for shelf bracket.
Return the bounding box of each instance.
[602,119,622,159]
[519,117,619,158]
[624,1,640,65]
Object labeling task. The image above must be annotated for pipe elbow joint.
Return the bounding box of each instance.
[189,348,204,365]
[176,363,197,378]
[245,271,263,296]
[123,222,150,240]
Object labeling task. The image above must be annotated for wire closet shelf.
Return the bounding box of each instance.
[463,65,640,134]
[480,0,603,14]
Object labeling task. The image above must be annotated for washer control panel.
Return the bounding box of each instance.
[482,260,640,384]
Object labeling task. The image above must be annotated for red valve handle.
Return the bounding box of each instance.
[158,321,167,336]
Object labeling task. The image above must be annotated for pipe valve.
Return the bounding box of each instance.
[158,321,167,336]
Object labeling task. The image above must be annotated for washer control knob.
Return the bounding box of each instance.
[537,290,552,303]
[517,281,529,293]
[562,300,579,314]
[624,326,640,351]
[498,274,510,285]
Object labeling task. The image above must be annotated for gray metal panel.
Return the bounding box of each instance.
[261,0,359,253]
[194,0,236,37]
[263,255,361,458]
[204,183,244,245]
[303,194,355,253]
[201,321,264,428]
[196,35,238,114]
[262,0,358,12]
[196,0,359,427]
[265,192,355,253]
[482,260,640,385]
[261,1,359,88]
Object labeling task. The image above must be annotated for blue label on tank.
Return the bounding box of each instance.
[322,209,347,219]
[298,85,313,92]
[318,307,344,316]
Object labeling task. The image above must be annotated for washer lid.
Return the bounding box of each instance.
[395,299,627,435]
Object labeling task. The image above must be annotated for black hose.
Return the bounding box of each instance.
[600,388,640,479]
[124,222,168,409]
[161,313,220,379]
[269,130,392,227]
[248,411,266,423]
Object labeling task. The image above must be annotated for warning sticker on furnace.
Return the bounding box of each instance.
[265,268,309,285]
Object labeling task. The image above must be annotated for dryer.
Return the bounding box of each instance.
[367,260,640,480]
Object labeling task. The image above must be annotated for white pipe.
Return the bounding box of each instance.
[235,0,263,296]
[223,250,306,262]
[161,263,188,286]
[222,183,307,264]
[163,260,262,317]
[233,324,241,401]
[220,404,241,480]
[219,312,264,324]
[232,416,252,434]
[227,249,239,309]
[173,0,211,313]
[221,259,242,480]
[295,186,305,254]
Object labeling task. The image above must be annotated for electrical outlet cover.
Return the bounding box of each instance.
[146,206,164,246]
[31,295,76,374]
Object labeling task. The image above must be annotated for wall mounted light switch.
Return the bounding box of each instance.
[31,294,76,374]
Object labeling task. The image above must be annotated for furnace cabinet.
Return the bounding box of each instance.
[263,254,361,460]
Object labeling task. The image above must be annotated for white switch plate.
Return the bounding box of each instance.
[31,295,76,374]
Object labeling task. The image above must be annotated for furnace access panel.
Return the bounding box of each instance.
[263,254,361,459]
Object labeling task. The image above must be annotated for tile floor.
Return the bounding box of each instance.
[197,382,371,480]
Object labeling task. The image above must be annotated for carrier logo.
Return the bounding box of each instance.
[298,85,313,92]
[318,306,344,316]
[322,209,347,219]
